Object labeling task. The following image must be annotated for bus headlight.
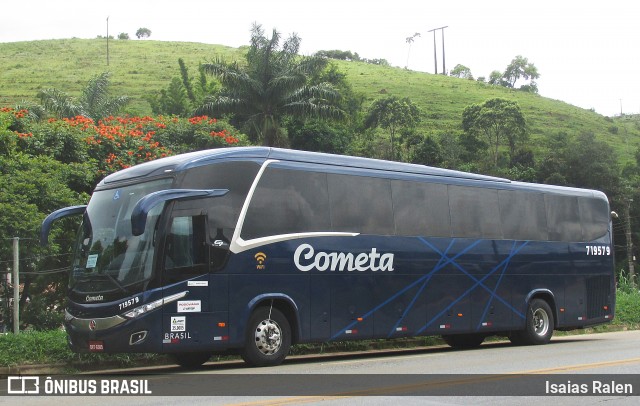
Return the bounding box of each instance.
[122,290,188,319]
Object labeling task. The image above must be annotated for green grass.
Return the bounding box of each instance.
[613,291,640,328]
[1,38,640,163]
[0,329,167,370]
[0,39,242,116]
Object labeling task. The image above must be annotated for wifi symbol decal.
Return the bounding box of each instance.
[255,252,267,270]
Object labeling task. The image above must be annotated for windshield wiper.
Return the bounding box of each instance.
[75,273,129,295]
[100,272,129,294]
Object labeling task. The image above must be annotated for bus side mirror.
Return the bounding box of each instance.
[130,189,228,236]
[40,205,87,246]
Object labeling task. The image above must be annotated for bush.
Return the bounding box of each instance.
[614,291,640,327]
[7,110,248,177]
[0,330,69,366]
[0,330,166,367]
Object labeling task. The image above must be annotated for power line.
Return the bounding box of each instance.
[0,252,72,265]
[0,266,70,275]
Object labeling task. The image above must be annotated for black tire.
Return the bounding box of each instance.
[510,298,554,345]
[172,352,212,368]
[241,306,291,367]
[442,333,485,349]
[508,331,527,346]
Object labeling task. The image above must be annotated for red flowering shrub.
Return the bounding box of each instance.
[3,108,247,177]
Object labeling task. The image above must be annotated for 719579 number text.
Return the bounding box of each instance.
[586,245,610,256]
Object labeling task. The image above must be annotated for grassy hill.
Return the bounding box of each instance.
[2,38,639,163]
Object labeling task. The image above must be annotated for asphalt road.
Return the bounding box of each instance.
[2,330,639,405]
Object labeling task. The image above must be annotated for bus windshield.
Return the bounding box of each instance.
[70,178,173,301]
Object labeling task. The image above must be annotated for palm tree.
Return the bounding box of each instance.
[196,23,343,146]
[405,32,420,69]
[37,72,129,121]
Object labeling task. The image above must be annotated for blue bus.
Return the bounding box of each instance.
[41,147,615,367]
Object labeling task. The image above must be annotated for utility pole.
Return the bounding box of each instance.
[620,99,623,116]
[106,16,110,66]
[430,29,437,74]
[625,199,636,287]
[441,27,446,75]
[427,26,448,75]
[12,237,19,334]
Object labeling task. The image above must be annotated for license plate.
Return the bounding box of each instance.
[89,340,104,352]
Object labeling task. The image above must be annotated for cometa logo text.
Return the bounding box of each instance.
[294,244,394,272]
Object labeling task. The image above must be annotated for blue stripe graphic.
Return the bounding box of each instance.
[330,238,529,341]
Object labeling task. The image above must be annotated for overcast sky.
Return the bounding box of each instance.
[2,0,639,116]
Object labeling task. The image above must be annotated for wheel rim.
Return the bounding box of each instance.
[253,318,282,355]
[532,308,549,336]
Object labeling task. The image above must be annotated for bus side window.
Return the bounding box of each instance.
[165,215,207,270]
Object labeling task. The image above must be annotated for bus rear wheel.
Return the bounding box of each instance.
[442,333,485,349]
[172,352,212,368]
[241,306,291,367]
[510,298,554,345]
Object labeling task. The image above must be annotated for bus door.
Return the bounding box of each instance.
[161,209,216,351]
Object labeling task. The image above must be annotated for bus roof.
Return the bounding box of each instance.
[97,147,606,200]
[100,147,509,185]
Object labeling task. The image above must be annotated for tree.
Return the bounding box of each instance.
[0,149,91,330]
[364,96,421,160]
[178,58,196,104]
[450,64,473,80]
[288,119,352,154]
[136,28,151,39]
[287,62,361,154]
[502,55,539,91]
[488,70,505,86]
[149,59,220,116]
[408,135,442,166]
[405,32,420,69]
[537,130,621,213]
[118,32,130,40]
[315,50,360,61]
[37,72,129,121]
[196,23,343,146]
[462,98,526,168]
[148,77,190,116]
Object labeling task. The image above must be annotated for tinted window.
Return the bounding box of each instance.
[242,168,331,239]
[165,215,207,269]
[545,194,582,241]
[449,186,502,239]
[328,173,394,235]
[392,180,451,237]
[579,197,609,241]
[180,161,260,241]
[499,190,548,240]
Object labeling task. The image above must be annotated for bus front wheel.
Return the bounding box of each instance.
[510,298,554,345]
[241,306,291,367]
